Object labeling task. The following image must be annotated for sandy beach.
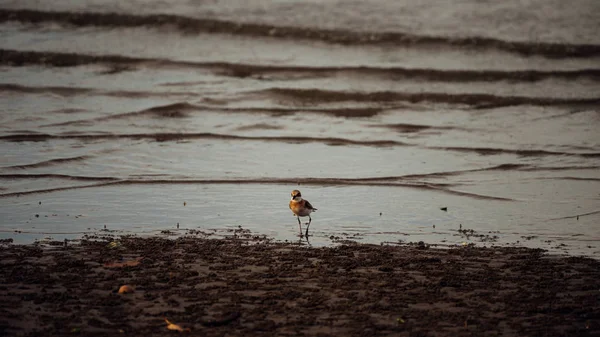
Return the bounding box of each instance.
[1,236,599,336]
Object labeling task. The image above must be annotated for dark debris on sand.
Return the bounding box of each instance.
[1,237,599,336]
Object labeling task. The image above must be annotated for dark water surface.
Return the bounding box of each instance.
[0,1,599,256]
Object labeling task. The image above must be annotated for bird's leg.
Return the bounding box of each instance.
[305,215,311,237]
[297,216,303,237]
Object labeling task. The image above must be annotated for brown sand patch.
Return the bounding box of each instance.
[0,237,598,336]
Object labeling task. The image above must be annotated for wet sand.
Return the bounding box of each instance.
[1,4,600,254]
[1,236,599,336]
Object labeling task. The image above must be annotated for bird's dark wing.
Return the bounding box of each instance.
[305,200,317,210]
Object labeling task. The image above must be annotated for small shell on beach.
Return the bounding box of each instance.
[118,285,134,294]
[106,241,121,249]
[165,318,190,332]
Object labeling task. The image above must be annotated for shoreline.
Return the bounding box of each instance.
[2,220,597,259]
[1,236,599,336]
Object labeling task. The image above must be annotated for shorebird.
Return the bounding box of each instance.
[289,189,317,237]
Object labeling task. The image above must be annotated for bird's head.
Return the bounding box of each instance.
[291,190,302,201]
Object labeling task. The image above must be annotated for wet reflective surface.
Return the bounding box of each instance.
[1,1,599,256]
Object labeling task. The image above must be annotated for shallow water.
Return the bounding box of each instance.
[0,1,599,256]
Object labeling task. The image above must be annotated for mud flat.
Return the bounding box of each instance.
[1,236,599,336]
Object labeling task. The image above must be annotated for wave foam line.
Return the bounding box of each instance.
[2,49,600,82]
[1,9,600,58]
[263,88,600,108]
[1,133,599,158]
[0,177,512,201]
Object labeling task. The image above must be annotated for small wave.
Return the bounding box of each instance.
[235,123,283,131]
[431,146,600,158]
[0,83,91,96]
[325,164,530,182]
[1,132,597,158]
[548,210,600,221]
[0,84,195,98]
[520,165,600,171]
[355,163,600,182]
[425,186,514,201]
[91,102,196,121]
[43,103,385,127]
[0,165,520,183]
[1,9,600,58]
[139,102,192,118]
[0,174,116,181]
[0,132,407,147]
[140,104,385,119]
[46,108,88,114]
[417,164,600,173]
[393,164,530,180]
[536,176,600,182]
[2,156,90,169]
[2,49,600,83]
[42,102,197,127]
[369,123,461,133]
[0,176,512,201]
[480,163,529,171]
[0,181,120,198]
[262,88,600,108]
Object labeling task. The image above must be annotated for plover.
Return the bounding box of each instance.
[289,189,317,237]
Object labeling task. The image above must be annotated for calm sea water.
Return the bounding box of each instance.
[0,0,599,256]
